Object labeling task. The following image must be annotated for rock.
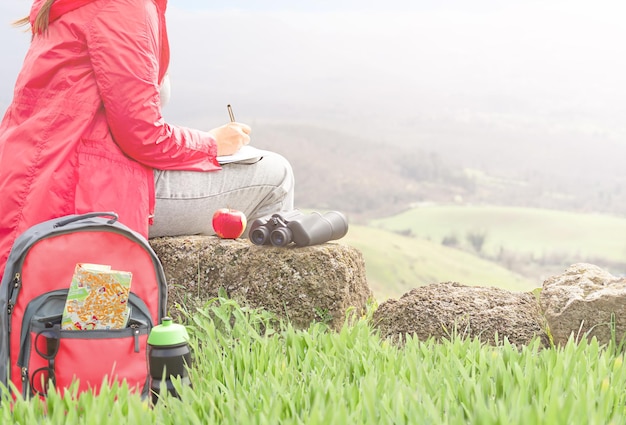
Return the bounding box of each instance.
[540,263,626,346]
[372,282,549,347]
[149,236,372,330]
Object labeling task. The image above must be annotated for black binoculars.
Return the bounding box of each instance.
[249,210,349,247]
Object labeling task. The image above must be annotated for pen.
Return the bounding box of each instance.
[227,104,235,122]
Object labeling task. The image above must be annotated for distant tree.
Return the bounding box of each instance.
[442,233,459,247]
[466,230,487,253]
[395,228,414,237]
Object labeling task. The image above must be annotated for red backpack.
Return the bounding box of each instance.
[0,212,167,398]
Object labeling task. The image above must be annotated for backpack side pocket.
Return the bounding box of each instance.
[18,291,152,398]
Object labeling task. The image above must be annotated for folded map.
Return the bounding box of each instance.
[61,263,132,330]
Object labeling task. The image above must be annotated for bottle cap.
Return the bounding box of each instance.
[147,317,190,346]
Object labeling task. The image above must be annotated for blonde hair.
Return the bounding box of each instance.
[14,0,56,34]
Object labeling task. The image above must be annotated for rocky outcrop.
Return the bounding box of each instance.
[149,236,372,330]
[540,263,626,346]
[372,282,549,347]
[147,236,623,349]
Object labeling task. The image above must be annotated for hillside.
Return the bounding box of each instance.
[371,205,626,263]
[363,205,626,293]
[253,123,472,220]
[252,123,626,221]
[339,224,537,301]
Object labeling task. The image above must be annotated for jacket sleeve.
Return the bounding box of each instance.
[85,0,221,171]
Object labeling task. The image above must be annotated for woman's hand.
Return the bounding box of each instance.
[209,122,252,157]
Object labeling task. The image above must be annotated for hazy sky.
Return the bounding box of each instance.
[164,1,626,142]
[1,1,625,160]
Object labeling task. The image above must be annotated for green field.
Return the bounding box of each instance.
[340,224,537,301]
[339,206,626,301]
[371,205,626,262]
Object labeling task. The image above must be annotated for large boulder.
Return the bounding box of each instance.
[149,236,372,330]
[372,282,549,347]
[540,263,626,346]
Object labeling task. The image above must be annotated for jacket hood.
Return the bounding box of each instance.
[30,0,99,28]
[30,0,168,29]
[29,0,169,83]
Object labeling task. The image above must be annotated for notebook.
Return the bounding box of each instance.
[217,145,266,164]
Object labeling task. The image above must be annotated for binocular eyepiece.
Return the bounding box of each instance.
[249,210,348,247]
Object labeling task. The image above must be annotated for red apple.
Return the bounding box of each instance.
[212,208,247,239]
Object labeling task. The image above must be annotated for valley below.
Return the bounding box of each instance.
[249,123,626,301]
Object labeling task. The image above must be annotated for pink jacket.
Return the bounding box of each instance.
[0,0,221,276]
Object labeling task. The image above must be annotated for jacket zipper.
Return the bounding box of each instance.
[7,272,21,328]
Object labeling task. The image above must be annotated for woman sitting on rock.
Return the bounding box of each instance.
[0,0,295,278]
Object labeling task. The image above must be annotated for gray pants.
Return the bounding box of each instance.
[148,151,295,238]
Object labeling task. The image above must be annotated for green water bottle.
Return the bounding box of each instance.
[147,317,192,403]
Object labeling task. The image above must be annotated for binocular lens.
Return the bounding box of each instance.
[250,227,269,245]
[270,228,292,247]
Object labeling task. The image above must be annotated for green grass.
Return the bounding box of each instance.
[340,224,537,300]
[5,299,626,425]
[370,205,626,263]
